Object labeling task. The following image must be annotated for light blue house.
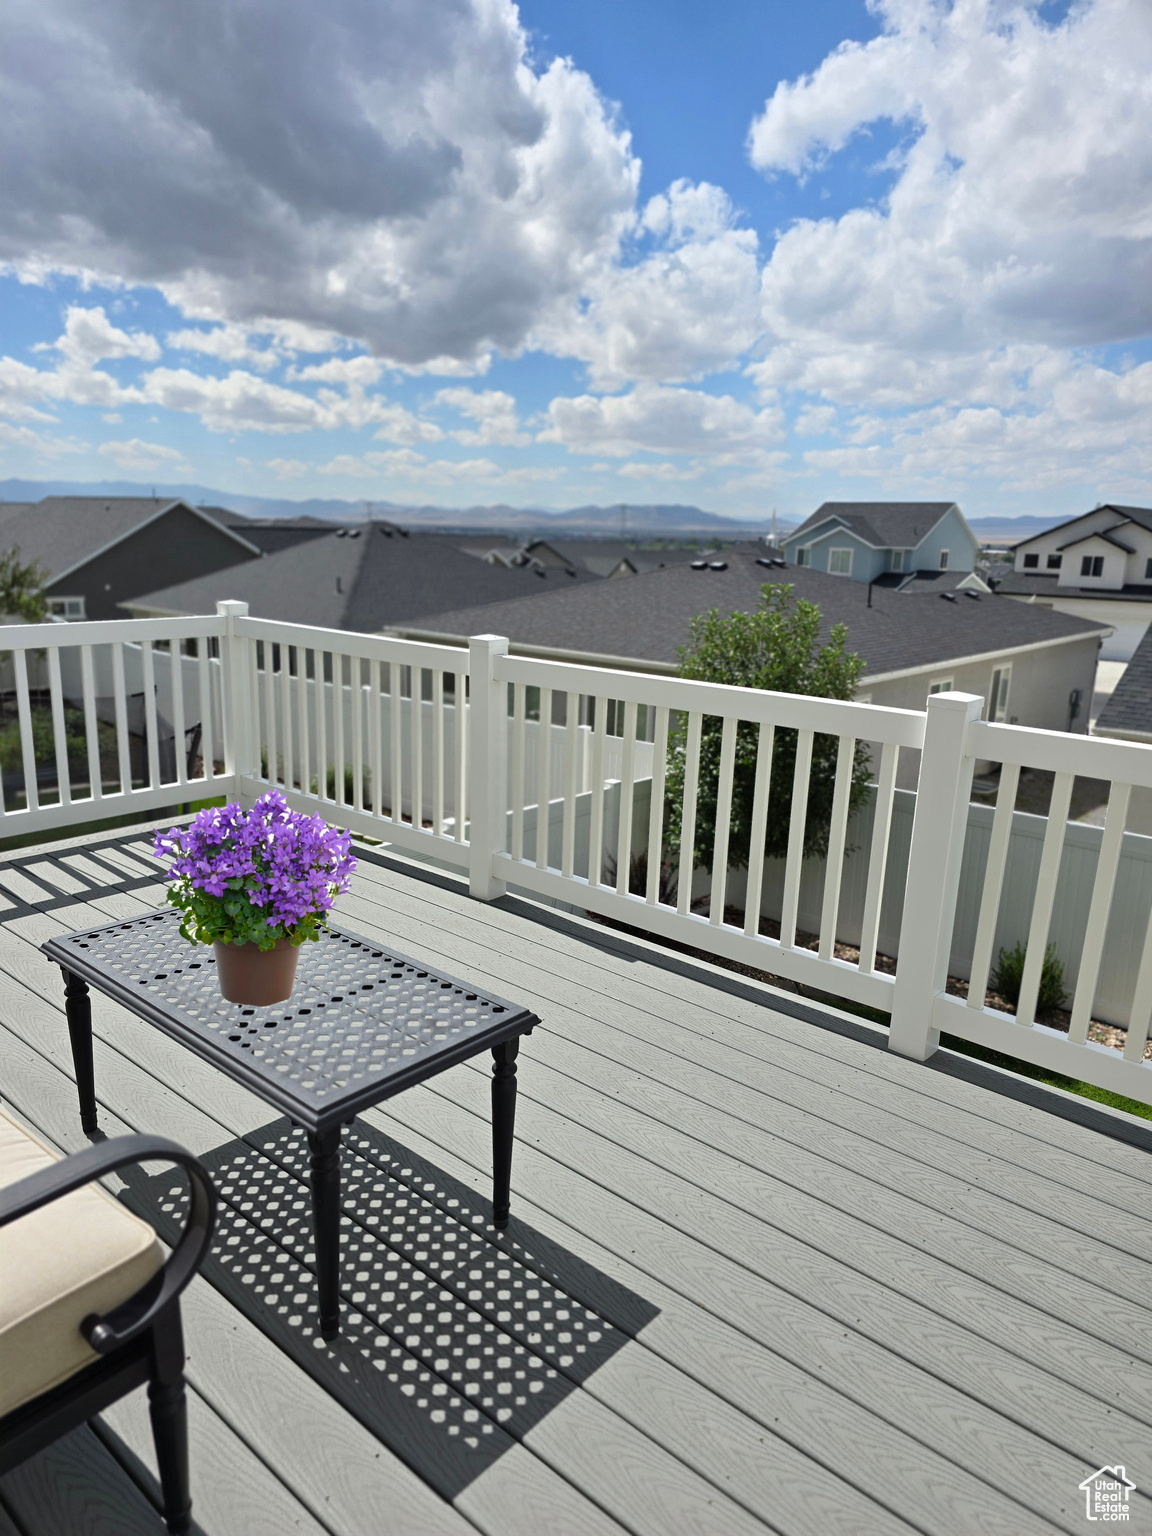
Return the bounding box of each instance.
[782,502,980,583]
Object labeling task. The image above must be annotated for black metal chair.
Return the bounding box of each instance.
[0,1122,216,1536]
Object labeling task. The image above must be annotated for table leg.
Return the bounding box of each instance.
[306,1126,342,1340]
[62,968,98,1135]
[491,1037,519,1229]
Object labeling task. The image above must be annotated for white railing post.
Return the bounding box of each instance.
[468,633,509,900]
[217,600,255,804]
[888,691,983,1061]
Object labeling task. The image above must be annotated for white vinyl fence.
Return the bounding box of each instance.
[1,603,1150,1106]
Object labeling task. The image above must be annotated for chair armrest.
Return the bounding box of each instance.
[0,1134,216,1354]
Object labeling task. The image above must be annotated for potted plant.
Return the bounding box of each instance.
[154,789,357,1006]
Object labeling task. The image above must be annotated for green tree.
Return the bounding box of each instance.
[0,546,48,622]
[664,583,869,872]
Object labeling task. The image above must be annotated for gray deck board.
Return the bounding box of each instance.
[1,828,1150,1535]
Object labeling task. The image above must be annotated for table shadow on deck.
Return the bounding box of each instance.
[118,1116,659,1503]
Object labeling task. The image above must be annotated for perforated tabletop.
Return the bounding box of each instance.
[43,909,538,1132]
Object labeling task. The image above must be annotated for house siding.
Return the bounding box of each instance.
[864,634,1101,788]
[46,505,258,620]
[911,508,977,573]
[785,528,888,581]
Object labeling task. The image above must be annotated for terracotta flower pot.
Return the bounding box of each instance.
[213,937,300,1006]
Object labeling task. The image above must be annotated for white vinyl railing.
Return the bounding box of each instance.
[1,604,1150,1106]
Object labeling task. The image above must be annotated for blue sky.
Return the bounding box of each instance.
[1,0,1149,522]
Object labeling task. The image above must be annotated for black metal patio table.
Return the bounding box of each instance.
[43,908,538,1340]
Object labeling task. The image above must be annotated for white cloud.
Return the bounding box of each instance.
[541,384,785,458]
[317,449,562,485]
[2,0,638,369]
[617,460,704,482]
[268,458,309,480]
[287,356,382,387]
[52,304,160,365]
[749,0,1152,395]
[433,388,528,446]
[539,181,764,388]
[98,437,189,472]
[167,324,280,371]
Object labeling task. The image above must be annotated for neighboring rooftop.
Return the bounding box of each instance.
[197,506,335,555]
[393,542,1108,679]
[1096,632,1152,740]
[788,501,960,549]
[123,521,601,630]
[993,571,1152,602]
[0,495,259,581]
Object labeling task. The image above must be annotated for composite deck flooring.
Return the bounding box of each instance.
[0,821,1150,1536]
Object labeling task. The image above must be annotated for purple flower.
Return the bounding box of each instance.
[154,790,357,939]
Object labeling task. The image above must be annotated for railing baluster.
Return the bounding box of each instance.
[676,710,702,916]
[562,690,579,878]
[47,647,72,808]
[198,638,215,783]
[247,635,261,785]
[262,643,278,786]
[511,682,526,862]
[709,716,737,924]
[536,685,553,868]
[1016,770,1075,1027]
[170,641,188,788]
[780,728,814,948]
[350,657,364,812]
[614,698,637,893]
[296,647,310,796]
[1068,779,1131,1044]
[333,654,346,808]
[112,642,132,794]
[646,705,670,905]
[141,640,161,791]
[280,646,294,792]
[13,649,38,814]
[588,697,608,887]
[370,658,382,817]
[859,740,900,974]
[743,722,775,938]
[454,670,467,842]
[412,667,424,831]
[390,660,404,823]
[1125,902,1152,1062]
[80,645,103,802]
[316,652,329,802]
[432,670,444,835]
[818,734,856,961]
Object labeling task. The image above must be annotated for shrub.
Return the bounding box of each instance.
[664,583,870,871]
[990,941,1067,1015]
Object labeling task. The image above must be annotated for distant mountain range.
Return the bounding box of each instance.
[0,478,772,536]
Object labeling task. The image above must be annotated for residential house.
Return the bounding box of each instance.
[198,507,336,555]
[392,542,1107,787]
[122,520,600,630]
[0,496,261,620]
[783,501,982,583]
[994,504,1152,660]
[462,536,707,579]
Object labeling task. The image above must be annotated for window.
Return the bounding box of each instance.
[1145,557,1152,580]
[989,665,1011,722]
[1022,553,1039,569]
[928,678,954,696]
[890,550,904,572]
[1046,554,1062,569]
[1080,555,1104,578]
[48,597,85,620]
[939,549,950,570]
[828,547,853,576]
[795,546,810,567]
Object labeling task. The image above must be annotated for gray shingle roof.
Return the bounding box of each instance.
[394,542,1107,678]
[1015,505,1152,549]
[788,501,959,550]
[0,496,258,579]
[1095,632,1152,738]
[993,571,1152,601]
[122,522,601,629]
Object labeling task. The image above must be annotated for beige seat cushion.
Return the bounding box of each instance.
[0,1106,164,1417]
